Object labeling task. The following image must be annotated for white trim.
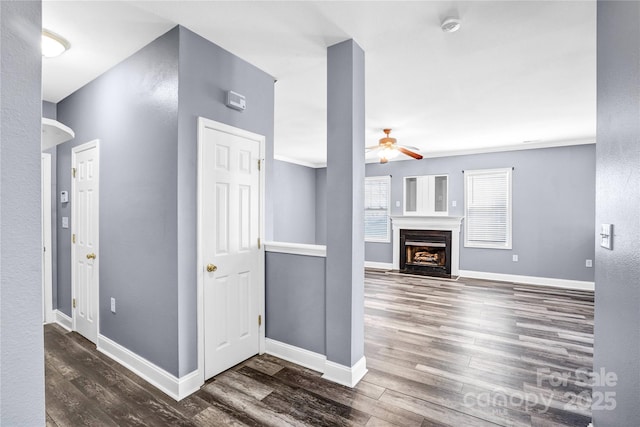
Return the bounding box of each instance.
[391,216,464,275]
[274,154,325,169]
[42,153,54,324]
[97,334,200,401]
[196,117,267,387]
[265,339,368,388]
[458,270,595,291]
[322,356,368,388]
[264,241,327,258]
[364,261,393,270]
[265,338,326,373]
[54,310,73,331]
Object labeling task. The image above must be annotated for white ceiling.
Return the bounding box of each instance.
[42,1,596,166]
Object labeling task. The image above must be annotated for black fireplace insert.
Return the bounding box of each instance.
[400,229,452,278]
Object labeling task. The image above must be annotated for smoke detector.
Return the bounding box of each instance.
[441,17,461,33]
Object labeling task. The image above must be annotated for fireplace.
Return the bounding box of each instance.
[400,229,452,277]
[391,216,463,277]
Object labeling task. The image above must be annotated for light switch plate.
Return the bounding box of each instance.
[600,224,613,250]
[62,217,69,229]
[452,200,457,207]
[512,254,518,262]
[110,297,116,313]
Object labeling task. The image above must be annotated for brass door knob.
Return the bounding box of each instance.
[206,264,217,272]
[86,253,96,260]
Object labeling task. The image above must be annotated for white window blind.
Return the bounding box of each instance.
[365,176,391,242]
[464,168,512,249]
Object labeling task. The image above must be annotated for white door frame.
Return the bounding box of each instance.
[196,117,266,384]
[71,139,100,339]
[42,153,54,324]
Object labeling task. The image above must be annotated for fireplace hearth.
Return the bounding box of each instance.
[400,229,452,278]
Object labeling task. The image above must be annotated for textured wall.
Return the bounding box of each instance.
[57,28,181,374]
[318,144,596,282]
[176,26,275,376]
[265,252,326,354]
[593,1,640,425]
[0,0,45,423]
[272,160,317,244]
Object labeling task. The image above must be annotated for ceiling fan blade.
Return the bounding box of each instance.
[397,146,423,160]
[365,145,382,152]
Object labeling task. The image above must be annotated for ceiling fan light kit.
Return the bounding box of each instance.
[368,129,424,164]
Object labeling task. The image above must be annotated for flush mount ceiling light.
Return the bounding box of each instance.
[441,17,461,33]
[42,29,70,58]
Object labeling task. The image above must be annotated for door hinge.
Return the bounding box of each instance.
[258,159,261,171]
[72,298,76,309]
[72,167,76,178]
[257,237,261,249]
[258,314,262,327]
[72,234,76,244]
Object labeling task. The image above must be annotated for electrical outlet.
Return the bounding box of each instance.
[512,254,518,262]
[395,200,400,208]
[110,297,116,313]
[586,259,593,268]
[452,200,457,207]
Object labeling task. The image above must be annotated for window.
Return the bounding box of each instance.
[464,168,512,249]
[365,176,391,242]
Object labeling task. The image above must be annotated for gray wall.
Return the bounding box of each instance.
[43,100,57,120]
[42,101,58,309]
[325,39,365,367]
[272,160,316,244]
[593,1,640,425]
[265,252,325,354]
[317,144,596,282]
[176,26,275,376]
[57,28,181,374]
[0,0,45,424]
[315,167,327,245]
[55,25,275,378]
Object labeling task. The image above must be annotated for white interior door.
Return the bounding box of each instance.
[42,153,53,323]
[72,140,100,344]
[201,122,262,380]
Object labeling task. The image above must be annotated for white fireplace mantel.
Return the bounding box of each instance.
[391,216,464,275]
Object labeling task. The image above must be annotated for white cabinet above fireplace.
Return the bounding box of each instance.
[404,175,448,216]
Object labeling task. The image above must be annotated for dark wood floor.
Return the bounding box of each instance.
[45,270,594,426]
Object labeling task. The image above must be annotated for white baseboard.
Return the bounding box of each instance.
[265,338,367,388]
[54,310,72,331]
[364,261,393,270]
[265,338,326,373]
[458,270,595,291]
[323,356,368,388]
[97,334,202,401]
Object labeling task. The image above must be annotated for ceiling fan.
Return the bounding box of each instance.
[366,129,423,164]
